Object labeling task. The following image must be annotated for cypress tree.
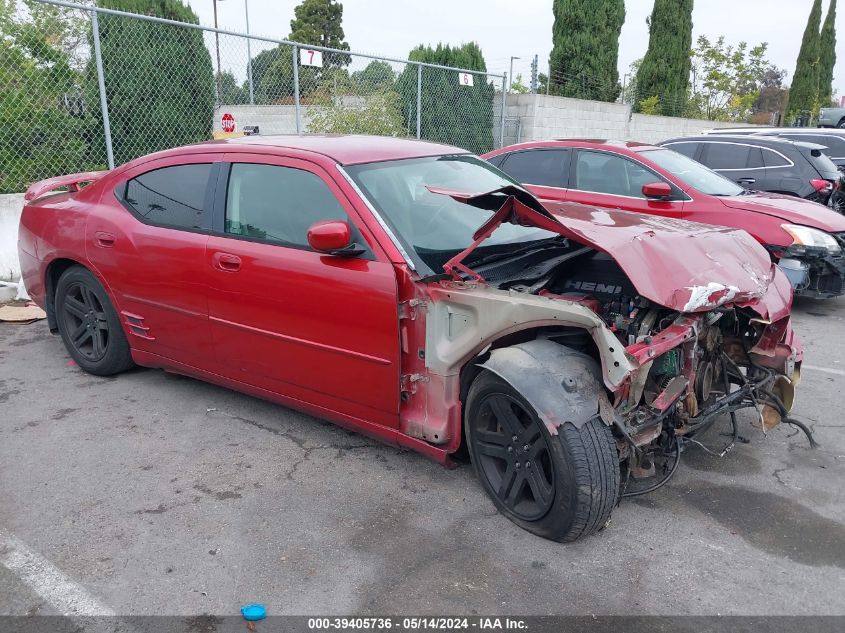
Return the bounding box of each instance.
[634,0,694,116]
[395,43,495,153]
[787,0,823,121]
[819,0,837,107]
[87,0,214,165]
[549,0,626,102]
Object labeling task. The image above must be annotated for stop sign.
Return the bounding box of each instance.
[221,113,235,133]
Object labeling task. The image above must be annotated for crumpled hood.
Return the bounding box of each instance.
[719,192,845,232]
[429,187,790,320]
[543,202,788,318]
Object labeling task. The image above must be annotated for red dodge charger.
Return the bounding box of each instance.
[19,135,807,542]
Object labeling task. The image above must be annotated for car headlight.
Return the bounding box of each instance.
[782,224,842,254]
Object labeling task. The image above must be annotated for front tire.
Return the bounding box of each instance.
[466,371,619,542]
[55,266,134,376]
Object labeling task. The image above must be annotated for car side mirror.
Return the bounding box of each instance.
[306,220,363,257]
[642,181,673,200]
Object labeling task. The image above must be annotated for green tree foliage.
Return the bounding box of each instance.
[634,0,693,116]
[218,71,249,105]
[688,35,775,121]
[787,0,823,121]
[0,1,92,192]
[252,0,350,104]
[395,42,495,153]
[549,0,625,101]
[308,92,405,136]
[289,0,349,54]
[351,60,396,93]
[819,0,837,107]
[87,1,214,165]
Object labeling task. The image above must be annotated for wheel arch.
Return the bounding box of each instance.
[477,339,610,436]
[44,258,84,333]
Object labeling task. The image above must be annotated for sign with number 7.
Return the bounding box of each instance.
[300,49,323,68]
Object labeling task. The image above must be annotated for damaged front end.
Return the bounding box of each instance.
[420,185,810,495]
[772,235,845,299]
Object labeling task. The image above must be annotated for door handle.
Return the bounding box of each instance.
[94,231,115,248]
[212,252,242,272]
[737,177,756,185]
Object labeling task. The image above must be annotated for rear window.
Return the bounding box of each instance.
[124,164,211,230]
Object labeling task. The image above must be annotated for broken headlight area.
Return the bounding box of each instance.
[771,240,845,299]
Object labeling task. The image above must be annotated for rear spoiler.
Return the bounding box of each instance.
[24,171,109,202]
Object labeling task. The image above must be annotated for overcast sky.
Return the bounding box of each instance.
[185,0,844,95]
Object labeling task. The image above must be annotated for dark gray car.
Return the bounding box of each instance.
[659,134,845,213]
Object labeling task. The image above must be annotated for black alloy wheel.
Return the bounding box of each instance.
[472,392,556,521]
[61,281,110,362]
[55,266,134,376]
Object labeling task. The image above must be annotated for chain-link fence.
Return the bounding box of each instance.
[0,0,507,194]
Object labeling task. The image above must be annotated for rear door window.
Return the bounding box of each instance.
[762,148,791,168]
[124,164,212,230]
[701,143,752,170]
[498,149,570,187]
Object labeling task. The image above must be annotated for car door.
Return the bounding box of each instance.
[205,153,401,428]
[565,149,687,217]
[495,148,571,201]
[85,155,218,368]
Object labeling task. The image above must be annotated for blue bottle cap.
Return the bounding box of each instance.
[240,603,267,621]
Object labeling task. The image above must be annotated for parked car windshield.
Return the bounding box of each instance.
[346,155,557,274]
[640,148,745,196]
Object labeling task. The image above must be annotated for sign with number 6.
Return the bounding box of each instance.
[459,73,474,87]
[300,49,323,68]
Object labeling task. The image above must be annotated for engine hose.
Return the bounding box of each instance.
[621,437,681,498]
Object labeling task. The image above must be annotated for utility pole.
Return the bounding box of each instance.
[509,56,520,92]
[530,54,538,93]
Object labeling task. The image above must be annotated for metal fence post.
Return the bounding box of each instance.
[499,73,507,149]
[292,44,301,134]
[416,63,422,140]
[245,0,254,104]
[91,10,114,169]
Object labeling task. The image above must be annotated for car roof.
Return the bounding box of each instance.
[705,127,845,136]
[661,134,827,151]
[139,134,469,167]
[487,139,659,154]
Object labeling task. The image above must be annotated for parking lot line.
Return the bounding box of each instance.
[0,529,116,616]
[802,364,845,378]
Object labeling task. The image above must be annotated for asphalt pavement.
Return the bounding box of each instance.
[1,296,844,617]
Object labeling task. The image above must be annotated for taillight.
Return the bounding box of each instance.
[810,178,833,193]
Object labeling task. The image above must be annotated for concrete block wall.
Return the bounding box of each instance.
[495,93,760,146]
[1,194,25,282]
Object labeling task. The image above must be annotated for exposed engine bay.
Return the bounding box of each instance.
[474,244,811,497]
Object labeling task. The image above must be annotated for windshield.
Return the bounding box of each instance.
[641,148,745,196]
[345,155,557,274]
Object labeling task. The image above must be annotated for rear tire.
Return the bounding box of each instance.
[466,371,619,542]
[55,266,134,376]
[837,118,845,129]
